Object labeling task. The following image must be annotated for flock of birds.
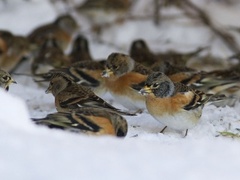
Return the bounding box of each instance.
[1,1,240,138]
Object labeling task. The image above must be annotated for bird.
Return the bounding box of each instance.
[0,30,32,72]
[130,39,206,68]
[0,69,16,91]
[139,72,213,136]
[32,107,128,137]
[31,37,70,74]
[68,34,93,63]
[101,52,151,111]
[45,73,135,116]
[129,39,159,67]
[28,14,78,51]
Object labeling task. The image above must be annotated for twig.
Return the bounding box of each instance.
[180,0,240,54]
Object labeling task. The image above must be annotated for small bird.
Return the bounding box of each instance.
[45,73,135,116]
[0,69,16,91]
[0,30,32,72]
[31,37,70,74]
[130,39,206,68]
[28,14,78,51]
[68,34,93,63]
[32,107,128,137]
[139,72,212,136]
[101,52,151,111]
[129,39,159,67]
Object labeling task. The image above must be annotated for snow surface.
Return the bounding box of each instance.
[1,0,240,179]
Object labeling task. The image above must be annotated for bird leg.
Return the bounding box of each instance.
[160,126,167,133]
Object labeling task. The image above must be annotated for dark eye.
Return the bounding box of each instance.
[151,83,159,89]
[106,64,111,69]
[2,75,9,81]
[112,64,118,70]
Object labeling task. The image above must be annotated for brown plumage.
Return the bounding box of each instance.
[28,14,78,51]
[0,30,32,72]
[45,73,135,116]
[68,34,93,63]
[102,52,150,111]
[31,37,70,74]
[32,107,128,137]
[139,72,213,136]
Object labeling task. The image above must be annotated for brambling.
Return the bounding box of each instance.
[31,37,70,74]
[76,0,131,33]
[101,52,150,111]
[0,31,32,72]
[129,39,159,67]
[170,70,240,96]
[45,73,135,116]
[28,14,78,51]
[151,60,195,75]
[32,107,128,137]
[156,47,206,67]
[0,69,16,91]
[139,72,212,136]
[68,34,93,63]
[130,39,205,67]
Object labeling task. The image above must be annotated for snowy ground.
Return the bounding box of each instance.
[1,0,240,179]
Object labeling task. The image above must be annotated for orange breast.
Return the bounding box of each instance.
[146,92,194,116]
[105,72,147,95]
[86,115,115,136]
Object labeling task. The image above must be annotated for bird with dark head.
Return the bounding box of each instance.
[140,72,213,136]
[102,52,151,112]
[130,39,158,67]
[69,34,93,63]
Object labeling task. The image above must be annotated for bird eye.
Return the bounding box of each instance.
[151,83,159,89]
[1,75,9,81]
[112,65,118,70]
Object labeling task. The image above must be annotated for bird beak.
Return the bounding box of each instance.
[45,86,51,94]
[139,86,152,95]
[101,68,113,78]
[5,78,17,90]
[11,79,17,84]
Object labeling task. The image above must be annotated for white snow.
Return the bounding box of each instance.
[1,0,240,179]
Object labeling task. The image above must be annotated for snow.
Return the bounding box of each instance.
[1,0,240,179]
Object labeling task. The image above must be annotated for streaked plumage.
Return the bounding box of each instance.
[34,60,107,96]
[102,52,149,111]
[139,72,213,136]
[32,107,128,137]
[45,73,135,116]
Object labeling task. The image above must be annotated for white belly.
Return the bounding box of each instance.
[110,92,146,111]
[150,108,202,131]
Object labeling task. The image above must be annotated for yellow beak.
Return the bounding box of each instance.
[101,68,113,78]
[139,86,152,95]
[45,86,52,94]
